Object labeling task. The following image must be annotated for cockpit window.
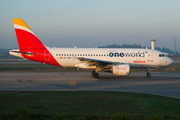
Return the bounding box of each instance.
[159,54,165,57]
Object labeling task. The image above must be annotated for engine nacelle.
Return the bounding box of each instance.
[112,64,130,76]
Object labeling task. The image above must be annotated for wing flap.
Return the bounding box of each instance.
[77,57,115,66]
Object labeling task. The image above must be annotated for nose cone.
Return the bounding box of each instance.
[166,57,173,66]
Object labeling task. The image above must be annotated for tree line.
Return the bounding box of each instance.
[98,44,174,54]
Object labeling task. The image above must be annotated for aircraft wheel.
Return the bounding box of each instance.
[146,73,151,77]
[92,71,96,75]
[93,72,99,78]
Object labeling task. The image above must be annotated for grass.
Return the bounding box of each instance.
[0,91,180,119]
[0,63,180,72]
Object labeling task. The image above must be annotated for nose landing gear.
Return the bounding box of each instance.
[146,68,151,77]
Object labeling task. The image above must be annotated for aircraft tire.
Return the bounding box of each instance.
[92,71,96,75]
[146,73,151,77]
[93,73,99,78]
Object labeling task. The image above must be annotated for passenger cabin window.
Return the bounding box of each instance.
[56,54,58,56]
[64,54,66,56]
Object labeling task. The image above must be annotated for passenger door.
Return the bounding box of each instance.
[148,51,153,62]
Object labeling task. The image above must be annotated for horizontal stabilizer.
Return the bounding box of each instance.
[10,51,39,55]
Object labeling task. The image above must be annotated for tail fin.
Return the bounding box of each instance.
[11,18,61,67]
[12,18,45,50]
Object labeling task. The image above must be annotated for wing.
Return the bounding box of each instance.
[76,57,119,67]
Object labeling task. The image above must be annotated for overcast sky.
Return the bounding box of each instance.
[0,0,180,50]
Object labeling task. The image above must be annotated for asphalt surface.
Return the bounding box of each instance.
[0,72,180,99]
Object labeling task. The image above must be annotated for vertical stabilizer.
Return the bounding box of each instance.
[11,18,61,66]
[12,18,45,50]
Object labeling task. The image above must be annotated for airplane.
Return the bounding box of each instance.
[9,18,173,78]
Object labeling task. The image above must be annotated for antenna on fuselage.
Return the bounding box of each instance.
[74,46,76,48]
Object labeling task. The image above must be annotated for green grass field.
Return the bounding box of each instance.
[0,63,180,72]
[0,91,180,120]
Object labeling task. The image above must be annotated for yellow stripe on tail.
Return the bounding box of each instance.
[12,18,32,31]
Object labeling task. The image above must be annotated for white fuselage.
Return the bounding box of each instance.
[47,48,173,68]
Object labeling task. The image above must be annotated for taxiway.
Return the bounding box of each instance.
[0,72,180,99]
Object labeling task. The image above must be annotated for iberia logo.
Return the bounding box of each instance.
[117,67,126,70]
[133,61,145,63]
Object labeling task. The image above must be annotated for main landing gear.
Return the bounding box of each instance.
[146,68,151,77]
[92,71,99,78]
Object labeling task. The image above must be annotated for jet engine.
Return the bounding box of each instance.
[104,64,130,76]
[112,64,130,76]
